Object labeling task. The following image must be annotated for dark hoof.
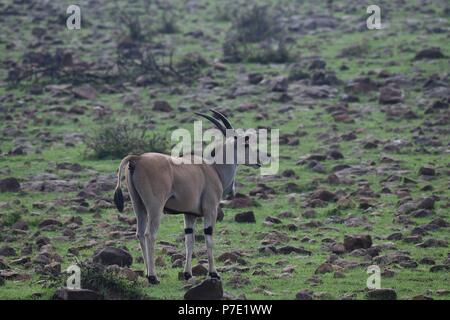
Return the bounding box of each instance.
[183,272,192,281]
[209,272,221,280]
[147,275,160,285]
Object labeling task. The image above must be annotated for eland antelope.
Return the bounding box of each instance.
[113,110,264,284]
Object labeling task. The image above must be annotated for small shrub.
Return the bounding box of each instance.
[288,64,310,81]
[159,12,179,34]
[214,2,240,22]
[176,52,208,78]
[232,5,280,44]
[74,262,148,300]
[113,6,206,85]
[337,43,370,58]
[222,4,292,64]
[246,40,290,64]
[116,39,204,84]
[85,122,169,159]
[222,38,242,63]
[118,11,152,43]
[5,49,96,86]
[2,211,22,227]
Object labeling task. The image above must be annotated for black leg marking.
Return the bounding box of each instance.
[204,226,213,236]
[209,272,221,280]
[184,228,193,234]
[182,272,192,280]
[147,275,160,285]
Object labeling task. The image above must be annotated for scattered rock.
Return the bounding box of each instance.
[302,209,317,219]
[295,289,314,300]
[38,219,62,229]
[331,244,346,254]
[42,262,61,276]
[344,234,372,252]
[72,84,98,100]
[153,100,173,112]
[412,295,433,300]
[218,252,243,263]
[0,270,31,281]
[248,73,263,85]
[366,288,397,300]
[0,177,21,192]
[345,76,378,94]
[387,232,402,241]
[278,246,311,255]
[379,86,404,104]
[414,47,446,60]
[419,257,435,265]
[35,236,50,248]
[234,211,256,223]
[192,264,208,276]
[430,265,450,272]
[0,246,17,257]
[12,220,28,230]
[315,263,333,274]
[436,289,450,296]
[184,279,223,300]
[53,288,103,300]
[270,76,288,92]
[265,216,282,224]
[419,166,436,176]
[92,247,133,267]
[311,190,337,202]
[120,267,138,281]
[229,196,254,210]
[416,238,448,248]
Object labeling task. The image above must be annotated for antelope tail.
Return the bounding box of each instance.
[114,155,139,212]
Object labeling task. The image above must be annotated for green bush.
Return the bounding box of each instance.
[159,12,179,34]
[176,52,208,78]
[288,64,310,81]
[246,41,290,64]
[76,262,148,300]
[119,12,146,42]
[222,4,292,64]
[2,211,22,227]
[214,2,240,22]
[85,122,169,159]
[232,5,280,44]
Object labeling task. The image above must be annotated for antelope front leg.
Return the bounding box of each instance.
[203,209,220,280]
[182,214,196,280]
